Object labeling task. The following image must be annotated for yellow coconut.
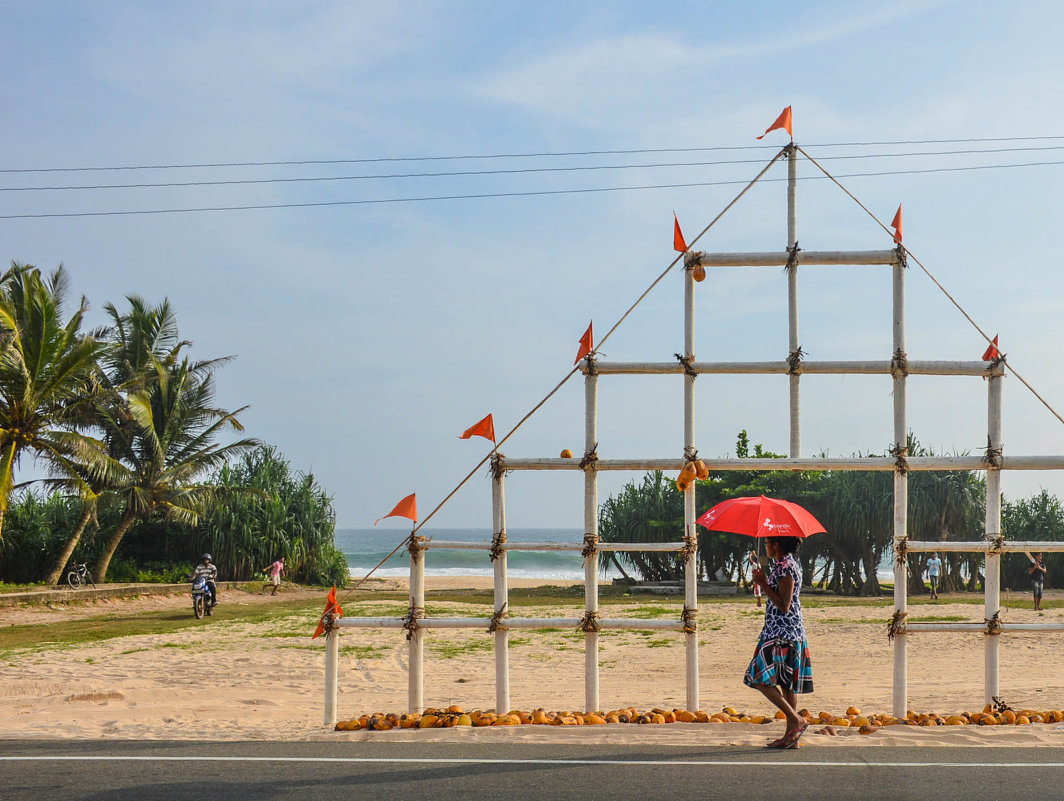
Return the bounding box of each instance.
[846,706,861,716]
[676,711,698,723]
[560,448,574,459]
[693,263,707,283]
[679,463,697,484]
[832,718,851,727]
[693,459,710,480]
[1016,715,1031,725]
[695,711,710,723]
[858,724,879,735]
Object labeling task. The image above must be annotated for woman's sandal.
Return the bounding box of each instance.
[779,723,808,749]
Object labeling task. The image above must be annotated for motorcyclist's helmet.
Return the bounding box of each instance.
[202,553,212,562]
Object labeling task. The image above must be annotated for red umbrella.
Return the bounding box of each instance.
[695,495,825,539]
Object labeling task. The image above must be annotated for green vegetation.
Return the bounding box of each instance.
[0,264,346,587]
[600,429,1061,597]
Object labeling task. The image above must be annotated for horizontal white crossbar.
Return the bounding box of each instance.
[498,456,1064,472]
[335,617,686,631]
[585,360,1002,377]
[692,249,899,266]
[422,540,683,553]
[905,540,1064,553]
[903,622,1064,633]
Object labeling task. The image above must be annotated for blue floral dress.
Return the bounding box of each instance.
[743,553,814,693]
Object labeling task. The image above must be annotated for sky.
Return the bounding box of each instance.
[3,1,1064,536]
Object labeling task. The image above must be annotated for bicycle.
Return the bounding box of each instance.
[66,562,96,589]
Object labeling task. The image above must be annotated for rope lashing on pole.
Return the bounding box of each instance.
[784,240,801,274]
[797,144,1064,428]
[674,352,698,377]
[887,610,908,641]
[680,534,698,562]
[787,346,805,375]
[581,534,599,559]
[681,605,699,634]
[579,443,599,470]
[489,529,507,562]
[402,604,425,641]
[894,539,909,565]
[890,347,909,379]
[984,437,1004,468]
[985,611,1003,636]
[487,603,508,634]
[577,610,601,633]
[890,443,910,474]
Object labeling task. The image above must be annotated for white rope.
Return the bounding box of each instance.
[796,145,1064,428]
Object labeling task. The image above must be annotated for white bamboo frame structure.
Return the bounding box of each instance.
[323,143,1064,726]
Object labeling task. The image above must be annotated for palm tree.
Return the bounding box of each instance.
[0,263,111,541]
[93,352,258,581]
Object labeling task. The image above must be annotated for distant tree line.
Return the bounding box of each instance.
[599,431,1062,596]
[0,262,347,586]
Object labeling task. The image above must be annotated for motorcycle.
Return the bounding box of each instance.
[191,576,214,619]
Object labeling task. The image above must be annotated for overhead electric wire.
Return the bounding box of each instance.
[2,134,1062,174]
[3,157,1064,220]
[5,144,1064,193]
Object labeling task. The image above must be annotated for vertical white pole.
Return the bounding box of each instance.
[324,621,339,726]
[683,251,699,713]
[787,145,800,459]
[409,533,425,714]
[985,374,1003,704]
[493,469,510,715]
[584,366,600,714]
[892,251,909,719]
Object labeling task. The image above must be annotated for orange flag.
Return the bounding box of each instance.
[982,335,1000,361]
[673,212,688,253]
[891,205,903,244]
[459,413,496,443]
[756,106,793,140]
[574,321,593,365]
[312,585,344,638]
[375,493,417,525]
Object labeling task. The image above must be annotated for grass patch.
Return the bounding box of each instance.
[644,637,675,648]
[159,642,193,649]
[429,639,494,659]
[909,615,969,622]
[625,605,681,619]
[119,647,150,655]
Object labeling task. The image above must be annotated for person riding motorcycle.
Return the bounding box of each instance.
[190,554,218,608]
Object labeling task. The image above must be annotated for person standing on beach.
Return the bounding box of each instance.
[264,558,285,596]
[926,552,942,600]
[746,535,813,749]
[1029,553,1047,611]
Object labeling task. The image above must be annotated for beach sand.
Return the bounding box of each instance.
[4,577,1064,747]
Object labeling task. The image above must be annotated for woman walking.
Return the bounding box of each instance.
[746,535,813,749]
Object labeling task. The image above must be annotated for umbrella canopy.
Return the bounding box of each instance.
[695,495,825,539]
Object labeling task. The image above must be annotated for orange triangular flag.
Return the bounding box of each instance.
[982,335,1000,361]
[756,106,793,140]
[891,205,903,244]
[459,413,496,443]
[673,212,688,253]
[374,493,417,526]
[574,321,593,365]
[312,585,344,638]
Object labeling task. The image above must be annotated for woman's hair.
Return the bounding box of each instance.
[767,536,801,555]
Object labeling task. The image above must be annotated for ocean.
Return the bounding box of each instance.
[339,527,621,581]
[339,527,897,583]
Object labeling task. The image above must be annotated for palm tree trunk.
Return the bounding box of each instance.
[94,509,138,582]
[45,505,94,585]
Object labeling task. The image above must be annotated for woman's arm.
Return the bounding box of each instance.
[752,571,794,613]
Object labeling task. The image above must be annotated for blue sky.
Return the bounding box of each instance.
[3,1,1064,533]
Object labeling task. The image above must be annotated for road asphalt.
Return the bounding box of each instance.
[2,739,1062,801]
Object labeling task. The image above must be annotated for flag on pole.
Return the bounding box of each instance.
[375,493,417,526]
[982,335,1000,361]
[312,585,343,638]
[891,205,903,244]
[756,106,793,140]
[673,212,688,253]
[459,413,496,443]
[574,321,594,365]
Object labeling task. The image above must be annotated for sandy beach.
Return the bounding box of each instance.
[4,578,1064,747]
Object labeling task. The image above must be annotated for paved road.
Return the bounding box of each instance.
[2,740,1062,801]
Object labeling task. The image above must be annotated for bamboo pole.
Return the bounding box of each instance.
[904,622,1064,633]
[689,250,899,266]
[985,372,1003,705]
[422,540,687,552]
[584,362,599,714]
[892,245,909,719]
[493,467,510,716]
[497,454,1064,472]
[584,360,1003,377]
[787,144,800,459]
[409,533,425,714]
[683,247,699,714]
[323,619,339,726]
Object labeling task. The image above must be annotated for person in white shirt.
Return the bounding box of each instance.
[926,552,942,600]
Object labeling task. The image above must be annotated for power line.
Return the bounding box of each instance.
[2,135,1062,175]
[5,145,1064,193]
[2,157,1062,220]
